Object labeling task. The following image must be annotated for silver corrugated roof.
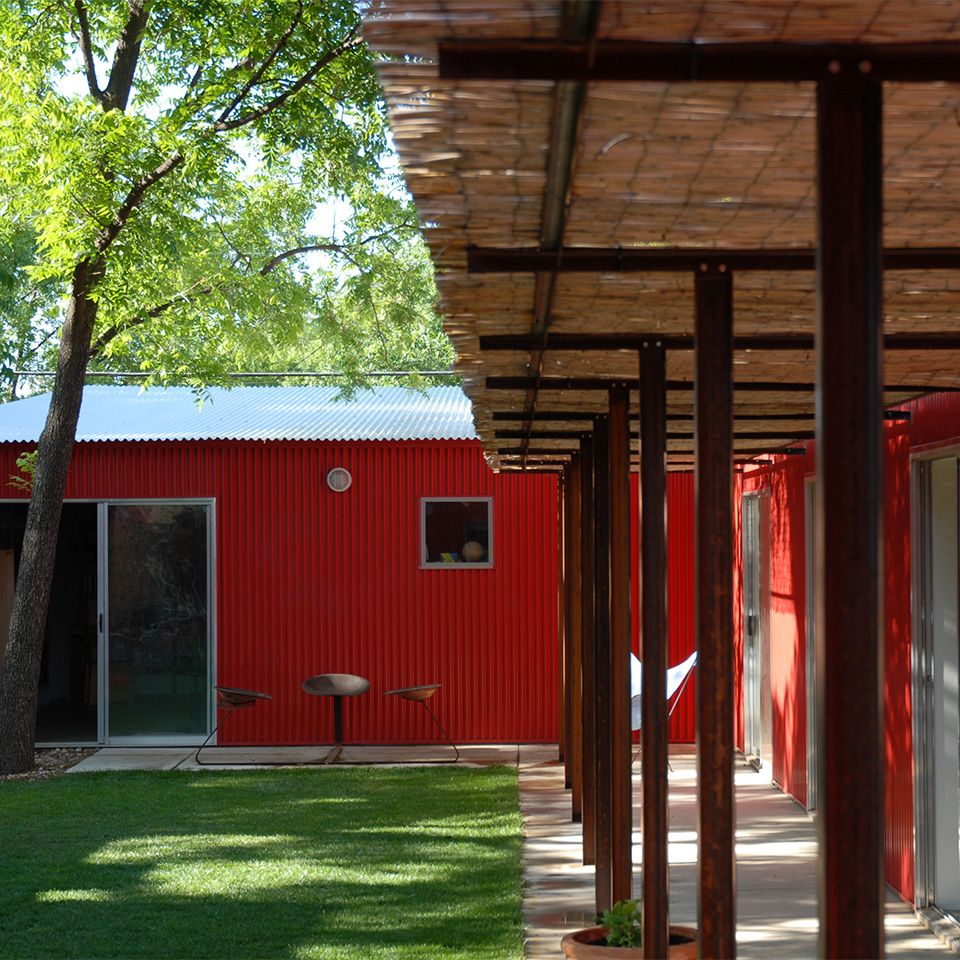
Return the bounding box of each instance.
[0,385,479,443]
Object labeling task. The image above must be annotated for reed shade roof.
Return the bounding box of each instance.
[363,0,960,469]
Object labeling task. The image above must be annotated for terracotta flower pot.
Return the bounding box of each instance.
[560,924,698,959]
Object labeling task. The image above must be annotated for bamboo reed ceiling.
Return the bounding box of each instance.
[364,0,960,469]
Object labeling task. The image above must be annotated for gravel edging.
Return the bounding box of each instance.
[0,747,96,783]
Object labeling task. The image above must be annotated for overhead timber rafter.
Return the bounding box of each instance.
[438,39,960,82]
[489,410,911,422]
[485,376,958,393]
[514,0,600,467]
[467,246,960,273]
[494,429,817,440]
[479,333,960,352]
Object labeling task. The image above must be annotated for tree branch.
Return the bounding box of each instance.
[102,0,150,112]
[94,151,183,253]
[89,227,403,355]
[259,243,354,274]
[214,27,361,133]
[214,221,259,273]
[89,280,212,357]
[216,0,304,127]
[259,225,413,274]
[73,0,105,104]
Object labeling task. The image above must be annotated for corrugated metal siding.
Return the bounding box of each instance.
[665,473,696,741]
[760,462,808,805]
[903,389,960,451]
[628,471,696,743]
[884,422,914,901]
[2,439,558,744]
[737,412,920,903]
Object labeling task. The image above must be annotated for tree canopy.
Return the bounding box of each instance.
[0,0,456,774]
[0,0,452,396]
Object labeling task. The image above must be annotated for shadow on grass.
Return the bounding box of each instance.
[0,767,523,960]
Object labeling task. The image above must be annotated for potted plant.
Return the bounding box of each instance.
[561,899,698,959]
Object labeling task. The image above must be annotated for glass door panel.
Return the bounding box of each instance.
[107,503,210,739]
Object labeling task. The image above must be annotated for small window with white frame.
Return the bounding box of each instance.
[421,498,493,568]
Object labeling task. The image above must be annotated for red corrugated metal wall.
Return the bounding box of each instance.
[628,472,696,742]
[1,439,559,744]
[742,462,809,804]
[732,391,960,903]
[884,421,913,901]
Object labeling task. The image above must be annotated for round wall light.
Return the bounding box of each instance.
[326,467,353,493]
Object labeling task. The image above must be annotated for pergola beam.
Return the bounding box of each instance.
[514,0,599,460]
[439,39,960,83]
[485,376,954,393]
[497,447,807,458]
[480,333,960,352]
[494,429,816,441]
[496,447,578,456]
[489,409,910,421]
[468,245,960,273]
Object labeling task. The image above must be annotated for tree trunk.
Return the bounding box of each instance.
[0,260,100,774]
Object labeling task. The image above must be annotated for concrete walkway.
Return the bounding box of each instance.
[520,753,956,959]
[68,743,556,771]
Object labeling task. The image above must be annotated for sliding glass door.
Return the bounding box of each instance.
[106,502,213,741]
[3,499,213,746]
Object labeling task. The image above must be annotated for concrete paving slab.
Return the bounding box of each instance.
[66,743,547,771]
[69,748,194,772]
[520,753,956,959]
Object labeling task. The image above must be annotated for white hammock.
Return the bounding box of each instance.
[630,650,698,731]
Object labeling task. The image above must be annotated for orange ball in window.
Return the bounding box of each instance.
[461,540,484,562]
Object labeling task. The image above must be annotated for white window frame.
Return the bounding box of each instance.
[420,497,494,569]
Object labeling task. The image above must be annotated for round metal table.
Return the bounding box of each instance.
[303,673,370,763]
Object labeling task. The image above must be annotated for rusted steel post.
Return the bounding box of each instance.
[695,265,736,958]
[640,343,669,959]
[593,414,613,912]
[609,385,633,904]
[569,456,584,817]
[816,67,884,960]
[560,467,569,778]
[580,436,596,848]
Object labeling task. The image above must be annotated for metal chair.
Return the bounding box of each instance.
[194,686,273,765]
[631,651,698,767]
[384,683,460,762]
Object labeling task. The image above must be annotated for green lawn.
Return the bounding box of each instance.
[0,767,523,959]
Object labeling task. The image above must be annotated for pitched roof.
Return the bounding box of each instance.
[0,385,478,444]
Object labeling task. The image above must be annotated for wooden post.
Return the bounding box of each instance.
[593,415,613,912]
[816,66,884,959]
[559,470,568,771]
[569,457,584,815]
[640,344,669,958]
[580,436,596,849]
[695,265,736,958]
[609,385,633,904]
